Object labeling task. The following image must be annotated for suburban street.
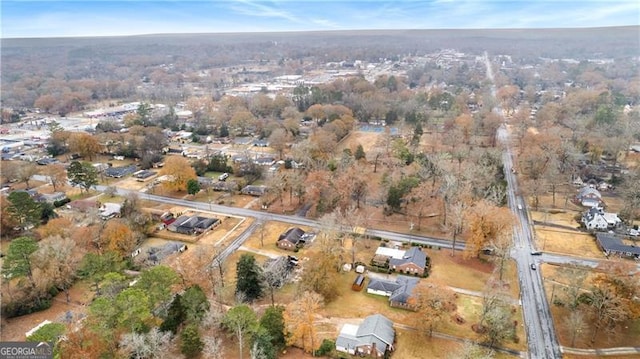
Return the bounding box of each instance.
[500,124,562,359]
[34,162,640,359]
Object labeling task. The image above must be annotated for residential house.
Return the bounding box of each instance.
[99,203,122,219]
[372,247,406,267]
[147,241,188,264]
[105,165,137,178]
[167,214,220,235]
[241,185,268,196]
[39,192,67,204]
[389,247,429,276]
[582,207,621,230]
[367,275,420,310]
[372,246,429,276]
[276,227,306,251]
[595,232,640,258]
[335,314,395,358]
[134,170,156,181]
[254,156,276,166]
[253,139,269,147]
[576,187,602,207]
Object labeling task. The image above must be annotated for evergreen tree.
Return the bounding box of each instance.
[186,179,201,195]
[67,161,98,192]
[160,294,185,334]
[251,327,276,359]
[180,324,204,358]
[235,254,263,302]
[6,191,43,227]
[259,306,286,350]
[354,144,366,160]
[181,285,210,324]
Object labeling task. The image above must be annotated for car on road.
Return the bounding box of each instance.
[530,251,542,255]
[530,263,536,270]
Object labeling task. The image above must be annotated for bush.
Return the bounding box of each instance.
[315,339,335,356]
[3,297,53,318]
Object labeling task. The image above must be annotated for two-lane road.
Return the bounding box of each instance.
[500,125,562,358]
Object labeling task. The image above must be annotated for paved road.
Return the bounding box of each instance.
[484,46,560,358]
[500,125,562,359]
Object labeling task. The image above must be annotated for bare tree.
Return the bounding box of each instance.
[202,336,224,359]
[32,235,83,303]
[262,257,290,306]
[119,327,173,359]
[556,262,588,309]
[18,162,39,189]
[448,340,495,359]
[567,310,587,347]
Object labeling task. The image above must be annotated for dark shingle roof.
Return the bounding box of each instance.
[595,232,640,256]
[388,247,427,269]
[278,227,305,244]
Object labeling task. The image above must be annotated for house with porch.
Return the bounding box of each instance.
[582,207,621,230]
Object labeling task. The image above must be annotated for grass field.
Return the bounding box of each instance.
[534,227,604,259]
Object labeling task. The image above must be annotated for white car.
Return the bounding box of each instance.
[629,228,639,237]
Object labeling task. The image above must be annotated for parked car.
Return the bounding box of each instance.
[530,251,542,255]
[530,263,536,270]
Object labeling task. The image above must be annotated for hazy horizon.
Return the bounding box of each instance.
[2,0,639,39]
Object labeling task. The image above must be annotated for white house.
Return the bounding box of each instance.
[99,203,122,219]
[582,207,621,230]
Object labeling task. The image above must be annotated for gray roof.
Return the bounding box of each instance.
[595,233,640,256]
[388,247,427,269]
[367,276,419,304]
[278,227,305,244]
[105,165,137,178]
[577,186,601,199]
[367,279,401,293]
[389,276,419,304]
[336,314,395,354]
[356,314,395,352]
[242,185,268,196]
[168,215,219,232]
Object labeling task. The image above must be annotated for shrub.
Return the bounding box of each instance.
[315,339,335,356]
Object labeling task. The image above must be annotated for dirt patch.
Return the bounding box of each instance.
[1,282,94,341]
[336,131,384,159]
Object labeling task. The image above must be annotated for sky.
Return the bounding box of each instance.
[2,0,639,38]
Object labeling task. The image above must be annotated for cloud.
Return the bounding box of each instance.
[311,18,341,29]
[228,0,302,23]
[1,0,638,38]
